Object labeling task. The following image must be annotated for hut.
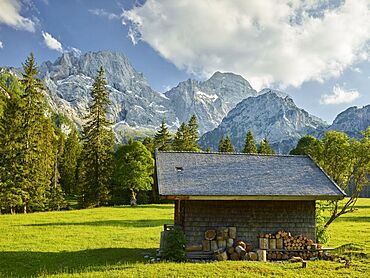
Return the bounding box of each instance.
[155,151,346,250]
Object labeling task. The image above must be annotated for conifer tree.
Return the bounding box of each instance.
[48,127,67,210]
[218,135,235,152]
[172,122,190,151]
[154,119,172,151]
[60,128,81,194]
[258,138,275,154]
[0,54,56,213]
[243,129,257,153]
[188,114,200,143]
[79,67,115,208]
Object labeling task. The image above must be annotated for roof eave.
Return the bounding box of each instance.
[160,195,345,201]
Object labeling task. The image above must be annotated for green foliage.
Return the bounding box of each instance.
[172,116,201,152]
[0,54,58,213]
[154,119,172,151]
[79,67,115,208]
[308,129,370,228]
[316,201,329,244]
[161,227,187,262]
[60,128,82,194]
[142,136,154,153]
[258,138,275,154]
[289,135,317,155]
[243,129,257,153]
[113,140,154,206]
[218,135,235,152]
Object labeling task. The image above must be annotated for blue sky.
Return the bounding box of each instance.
[0,0,369,123]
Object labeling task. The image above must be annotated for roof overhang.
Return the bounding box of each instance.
[161,195,345,201]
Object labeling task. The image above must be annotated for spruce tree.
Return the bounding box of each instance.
[0,54,56,213]
[258,138,275,154]
[60,128,81,194]
[154,119,172,151]
[79,67,115,208]
[218,135,235,152]
[172,122,190,151]
[243,129,257,153]
[48,127,67,210]
[188,114,200,143]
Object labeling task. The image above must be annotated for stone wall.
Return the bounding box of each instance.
[182,200,316,247]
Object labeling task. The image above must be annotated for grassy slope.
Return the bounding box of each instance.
[0,200,369,278]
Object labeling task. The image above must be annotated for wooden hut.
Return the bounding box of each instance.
[155,151,346,248]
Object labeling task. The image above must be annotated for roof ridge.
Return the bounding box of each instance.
[156,150,307,158]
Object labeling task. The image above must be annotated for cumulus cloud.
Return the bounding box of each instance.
[0,41,3,49]
[42,31,63,52]
[0,0,35,32]
[89,9,119,20]
[320,85,360,105]
[123,0,370,89]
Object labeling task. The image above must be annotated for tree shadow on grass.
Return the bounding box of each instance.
[23,219,172,228]
[336,216,370,223]
[0,248,156,277]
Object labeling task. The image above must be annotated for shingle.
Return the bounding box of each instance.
[155,151,346,199]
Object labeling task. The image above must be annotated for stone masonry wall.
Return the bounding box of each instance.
[182,200,316,247]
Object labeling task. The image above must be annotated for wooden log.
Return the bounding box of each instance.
[230,252,240,261]
[259,238,269,249]
[235,245,246,257]
[222,227,229,239]
[210,240,218,251]
[245,243,253,252]
[269,238,277,250]
[185,245,203,252]
[302,260,307,268]
[236,240,247,249]
[226,238,234,248]
[202,240,211,252]
[276,238,283,249]
[257,250,267,262]
[214,251,228,261]
[228,227,237,239]
[248,252,258,261]
[204,230,216,241]
[227,247,235,254]
[217,239,227,250]
[216,228,224,240]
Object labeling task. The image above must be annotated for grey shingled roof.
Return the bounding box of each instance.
[155,151,346,200]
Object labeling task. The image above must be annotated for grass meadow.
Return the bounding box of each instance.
[0,199,369,277]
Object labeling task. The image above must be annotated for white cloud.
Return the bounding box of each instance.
[123,0,370,89]
[0,0,35,32]
[89,9,119,20]
[320,85,360,105]
[42,31,63,52]
[0,41,3,49]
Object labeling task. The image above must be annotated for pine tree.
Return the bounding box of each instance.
[188,114,199,143]
[142,136,155,153]
[154,119,172,151]
[218,135,235,152]
[48,127,67,210]
[243,129,257,153]
[79,67,115,208]
[114,140,154,206]
[0,54,56,213]
[172,116,201,151]
[258,138,275,154]
[60,128,81,194]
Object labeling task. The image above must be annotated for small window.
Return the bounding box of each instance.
[175,167,184,172]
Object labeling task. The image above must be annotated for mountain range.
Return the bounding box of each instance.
[5,51,370,153]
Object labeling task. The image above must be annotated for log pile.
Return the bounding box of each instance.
[186,227,259,261]
[258,230,322,251]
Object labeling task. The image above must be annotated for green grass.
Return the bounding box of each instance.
[0,200,369,277]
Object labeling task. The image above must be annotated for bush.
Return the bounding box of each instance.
[161,226,187,262]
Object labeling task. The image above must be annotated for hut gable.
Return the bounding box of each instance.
[155,151,346,200]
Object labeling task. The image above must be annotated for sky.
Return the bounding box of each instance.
[0,0,369,124]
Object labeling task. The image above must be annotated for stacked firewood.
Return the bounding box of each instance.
[258,230,321,251]
[185,227,258,261]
